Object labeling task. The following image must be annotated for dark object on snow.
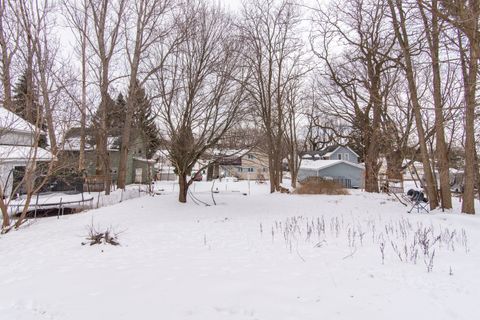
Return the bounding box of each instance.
[82,229,120,246]
[405,189,429,213]
[407,189,428,202]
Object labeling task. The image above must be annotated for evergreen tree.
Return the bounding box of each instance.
[12,71,44,128]
[110,93,126,136]
[11,71,48,147]
[94,93,126,137]
[131,82,160,158]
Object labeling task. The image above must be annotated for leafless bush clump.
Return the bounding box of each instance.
[375,222,469,272]
[295,178,349,195]
[264,214,469,273]
[82,224,121,246]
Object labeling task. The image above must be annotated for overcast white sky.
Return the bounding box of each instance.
[53,0,323,97]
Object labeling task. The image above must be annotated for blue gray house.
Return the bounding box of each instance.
[299,146,364,188]
[301,145,360,163]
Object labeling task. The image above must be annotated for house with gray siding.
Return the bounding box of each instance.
[301,145,360,163]
[61,128,154,186]
[298,145,364,189]
[298,160,365,189]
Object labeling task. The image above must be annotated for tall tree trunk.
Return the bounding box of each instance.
[25,38,35,125]
[101,103,111,195]
[461,39,478,214]
[268,151,276,193]
[365,157,380,192]
[37,62,57,153]
[386,150,403,180]
[14,190,32,229]
[388,0,439,209]
[117,52,142,190]
[79,1,88,172]
[419,0,452,209]
[0,1,13,230]
[0,186,10,230]
[117,80,138,189]
[364,64,382,193]
[430,0,452,209]
[288,155,298,188]
[0,25,12,108]
[96,94,111,195]
[178,172,188,203]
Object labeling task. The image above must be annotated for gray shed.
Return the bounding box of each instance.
[298,160,365,188]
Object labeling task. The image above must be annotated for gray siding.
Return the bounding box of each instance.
[298,168,318,182]
[298,162,364,188]
[329,147,359,163]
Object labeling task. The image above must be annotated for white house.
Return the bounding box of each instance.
[0,107,52,196]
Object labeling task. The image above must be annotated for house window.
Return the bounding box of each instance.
[238,167,243,173]
[344,153,349,161]
[247,168,254,173]
[338,154,342,160]
[247,154,255,160]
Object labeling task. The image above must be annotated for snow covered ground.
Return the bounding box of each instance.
[1,180,479,320]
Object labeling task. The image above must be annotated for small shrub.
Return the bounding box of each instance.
[82,223,121,246]
[295,177,349,195]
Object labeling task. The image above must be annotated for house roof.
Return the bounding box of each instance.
[300,159,365,171]
[301,145,360,159]
[63,137,94,151]
[0,106,46,135]
[133,156,155,163]
[0,145,53,162]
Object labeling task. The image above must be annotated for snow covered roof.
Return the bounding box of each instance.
[212,148,250,158]
[63,137,93,151]
[0,106,45,135]
[0,145,52,162]
[133,156,155,163]
[300,159,365,171]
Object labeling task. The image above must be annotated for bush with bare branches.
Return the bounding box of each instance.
[295,177,349,195]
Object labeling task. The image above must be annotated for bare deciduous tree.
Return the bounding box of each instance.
[436,0,479,214]
[387,0,440,209]
[311,0,397,192]
[63,0,90,172]
[240,0,304,193]
[415,0,453,209]
[154,1,246,203]
[85,0,126,195]
[0,0,19,111]
[116,0,173,189]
